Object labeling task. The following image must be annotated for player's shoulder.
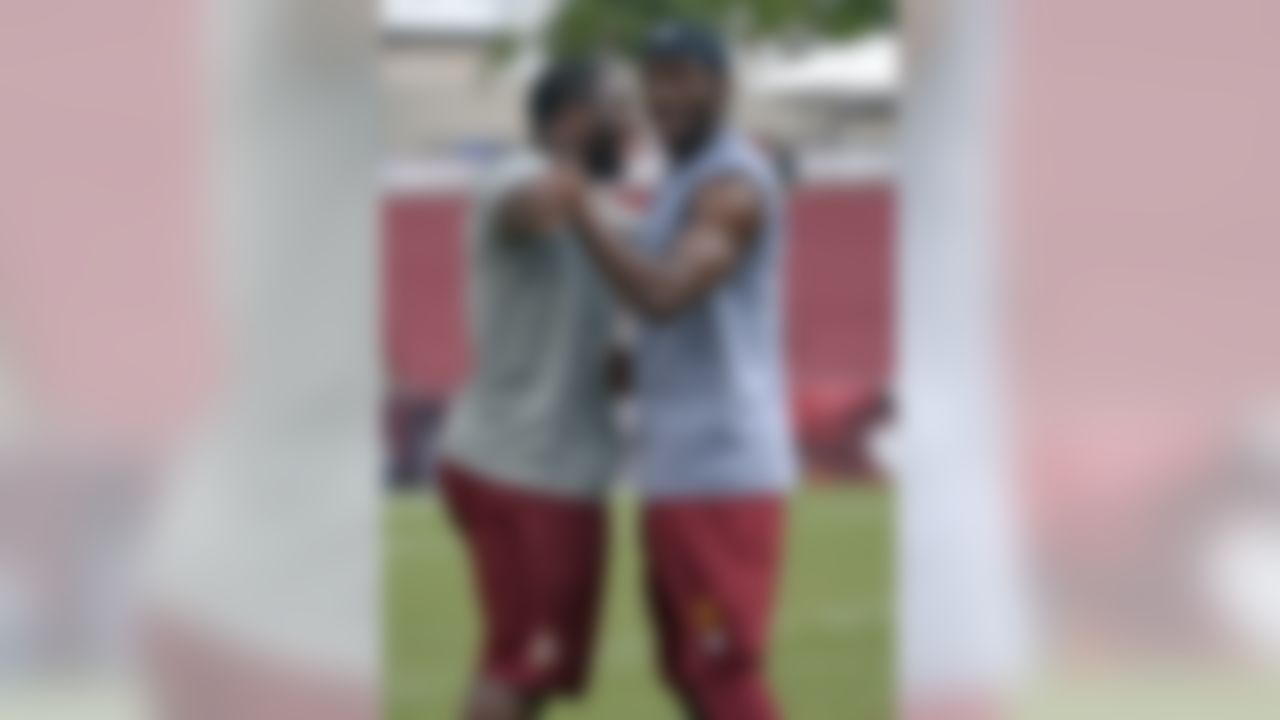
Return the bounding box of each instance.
[694,131,780,200]
[697,135,773,205]
[730,132,785,189]
[479,149,551,202]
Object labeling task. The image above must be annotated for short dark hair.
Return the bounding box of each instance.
[528,59,600,140]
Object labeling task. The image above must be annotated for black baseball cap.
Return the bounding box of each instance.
[641,22,730,76]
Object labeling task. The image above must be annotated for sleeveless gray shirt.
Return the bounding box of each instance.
[631,130,798,498]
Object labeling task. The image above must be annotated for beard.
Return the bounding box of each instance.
[583,129,625,181]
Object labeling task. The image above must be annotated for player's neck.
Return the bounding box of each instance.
[669,121,723,166]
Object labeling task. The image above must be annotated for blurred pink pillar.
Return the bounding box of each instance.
[0,1,213,453]
[1008,0,1280,682]
[901,0,1280,718]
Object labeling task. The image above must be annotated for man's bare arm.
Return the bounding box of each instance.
[500,180,565,240]
[567,175,761,322]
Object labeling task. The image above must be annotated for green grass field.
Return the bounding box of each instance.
[386,486,892,719]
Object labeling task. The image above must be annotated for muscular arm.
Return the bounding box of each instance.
[499,178,565,241]
[568,175,762,322]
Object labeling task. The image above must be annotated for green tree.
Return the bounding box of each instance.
[541,0,894,56]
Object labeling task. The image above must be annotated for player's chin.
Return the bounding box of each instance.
[585,156,623,182]
[652,116,687,147]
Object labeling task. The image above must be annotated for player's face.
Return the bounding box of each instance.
[581,89,635,181]
[643,58,724,155]
[548,101,619,180]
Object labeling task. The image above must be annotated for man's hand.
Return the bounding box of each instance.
[546,161,593,218]
[500,163,588,241]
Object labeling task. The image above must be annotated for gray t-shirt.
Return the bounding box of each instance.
[439,152,620,497]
